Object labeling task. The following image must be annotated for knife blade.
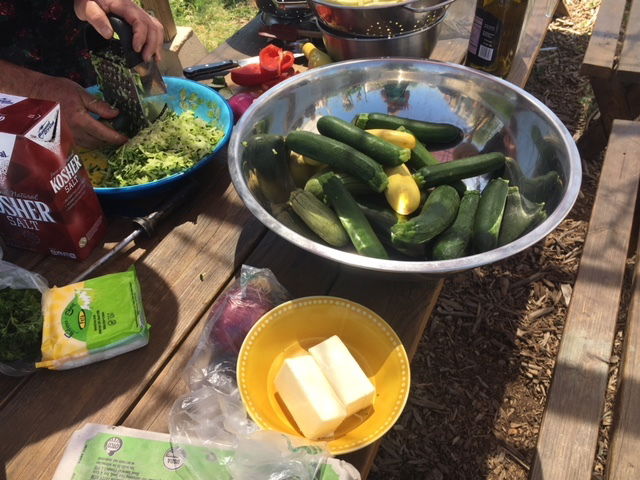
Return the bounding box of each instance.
[183,52,304,81]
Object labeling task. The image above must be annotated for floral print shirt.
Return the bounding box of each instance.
[0,0,96,87]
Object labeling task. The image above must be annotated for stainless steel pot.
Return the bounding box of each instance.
[319,17,442,60]
[310,0,455,37]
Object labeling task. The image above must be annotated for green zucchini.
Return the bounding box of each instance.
[353,113,463,148]
[272,203,322,242]
[473,178,510,253]
[412,152,506,189]
[317,115,411,167]
[357,199,425,258]
[318,172,388,259]
[286,130,389,193]
[432,190,481,260]
[390,185,460,247]
[497,186,548,246]
[288,189,349,247]
[243,134,295,203]
[304,171,372,201]
[503,156,563,207]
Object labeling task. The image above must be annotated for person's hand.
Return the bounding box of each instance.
[32,75,128,150]
[74,0,164,62]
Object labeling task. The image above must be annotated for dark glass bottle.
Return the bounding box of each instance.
[465,0,529,78]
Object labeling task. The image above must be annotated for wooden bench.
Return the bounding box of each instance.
[581,0,640,134]
[531,119,640,479]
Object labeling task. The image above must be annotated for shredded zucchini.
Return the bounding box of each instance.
[88,110,225,187]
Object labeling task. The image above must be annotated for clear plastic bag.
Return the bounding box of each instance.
[169,265,351,480]
[0,260,49,376]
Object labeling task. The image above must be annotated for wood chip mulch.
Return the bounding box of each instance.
[369,1,625,478]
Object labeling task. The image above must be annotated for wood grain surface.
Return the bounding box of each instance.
[530,120,640,480]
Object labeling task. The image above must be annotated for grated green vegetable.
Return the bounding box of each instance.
[100,110,225,187]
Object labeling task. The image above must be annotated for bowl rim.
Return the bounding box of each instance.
[228,58,582,275]
[89,76,233,195]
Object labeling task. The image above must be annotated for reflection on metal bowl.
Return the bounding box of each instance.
[319,16,443,61]
[227,59,582,277]
[310,0,454,37]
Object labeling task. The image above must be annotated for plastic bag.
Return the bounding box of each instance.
[0,260,49,376]
[169,265,354,480]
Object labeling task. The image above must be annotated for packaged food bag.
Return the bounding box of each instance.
[0,261,149,375]
[0,92,106,259]
[36,267,149,370]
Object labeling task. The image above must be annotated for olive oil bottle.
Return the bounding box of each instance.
[465,0,529,78]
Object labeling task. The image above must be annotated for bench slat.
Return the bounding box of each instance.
[617,0,640,82]
[607,130,640,479]
[530,119,640,480]
[580,0,627,79]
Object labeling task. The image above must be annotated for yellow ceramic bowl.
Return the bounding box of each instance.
[237,296,410,455]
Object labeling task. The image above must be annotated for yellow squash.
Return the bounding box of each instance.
[384,163,421,215]
[365,128,417,149]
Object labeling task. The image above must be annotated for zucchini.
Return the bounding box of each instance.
[473,178,510,253]
[503,156,563,207]
[497,186,548,246]
[402,126,468,195]
[357,199,425,258]
[390,185,460,247]
[317,115,411,167]
[272,203,322,242]
[304,171,372,201]
[318,172,389,259]
[286,130,389,193]
[413,152,506,189]
[365,128,417,149]
[288,189,349,247]
[432,190,481,260]
[243,134,295,203]
[353,113,463,148]
[384,163,421,215]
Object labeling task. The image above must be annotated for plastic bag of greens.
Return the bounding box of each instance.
[169,265,359,480]
[0,260,48,376]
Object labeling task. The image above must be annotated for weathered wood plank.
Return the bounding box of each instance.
[530,119,640,480]
[616,0,640,82]
[507,0,559,87]
[141,0,177,42]
[607,123,640,479]
[580,0,627,78]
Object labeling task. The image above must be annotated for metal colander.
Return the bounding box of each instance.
[309,0,455,38]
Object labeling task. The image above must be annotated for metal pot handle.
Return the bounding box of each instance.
[403,0,455,13]
[272,0,309,9]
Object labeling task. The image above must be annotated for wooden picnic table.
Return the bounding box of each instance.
[0,1,558,478]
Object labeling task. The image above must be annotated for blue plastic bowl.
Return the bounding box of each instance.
[86,76,233,216]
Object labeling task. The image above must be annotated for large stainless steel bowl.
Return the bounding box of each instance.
[227,59,582,276]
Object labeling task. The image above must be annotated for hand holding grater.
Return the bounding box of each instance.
[86,15,167,137]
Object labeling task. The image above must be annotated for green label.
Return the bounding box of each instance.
[60,270,146,352]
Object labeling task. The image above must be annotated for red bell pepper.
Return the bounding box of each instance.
[231,45,297,87]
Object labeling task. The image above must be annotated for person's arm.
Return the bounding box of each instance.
[0,59,128,150]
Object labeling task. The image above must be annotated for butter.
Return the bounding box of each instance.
[275,355,347,440]
[309,335,376,416]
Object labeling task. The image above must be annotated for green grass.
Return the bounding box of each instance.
[170,0,258,51]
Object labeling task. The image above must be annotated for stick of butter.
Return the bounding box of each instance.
[309,335,376,416]
[275,354,347,440]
